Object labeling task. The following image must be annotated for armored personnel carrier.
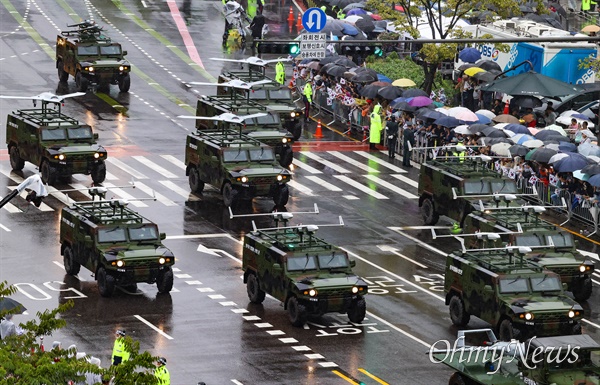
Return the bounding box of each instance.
[241,212,367,326]
[59,190,175,297]
[445,246,583,341]
[56,21,131,92]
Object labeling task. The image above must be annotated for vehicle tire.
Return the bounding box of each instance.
[76,72,89,92]
[9,146,25,171]
[572,276,592,302]
[292,122,302,141]
[41,161,57,185]
[421,197,439,225]
[246,273,265,304]
[118,74,131,93]
[448,372,467,385]
[449,295,470,327]
[287,296,306,327]
[91,162,106,184]
[497,318,520,341]
[222,182,236,207]
[279,147,293,168]
[157,267,174,294]
[122,283,138,292]
[347,298,366,324]
[572,322,582,335]
[97,267,116,298]
[188,167,205,193]
[63,246,81,276]
[273,185,290,207]
[57,60,69,82]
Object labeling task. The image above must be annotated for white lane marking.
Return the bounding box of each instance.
[305,175,343,191]
[160,154,186,170]
[299,151,351,174]
[287,180,314,196]
[354,151,407,173]
[292,158,323,174]
[333,175,388,199]
[231,380,244,385]
[106,158,149,179]
[134,181,177,206]
[102,182,148,207]
[390,173,419,188]
[577,249,600,262]
[12,189,54,211]
[388,227,447,257]
[366,311,430,347]
[377,245,428,269]
[141,0,147,7]
[327,151,380,173]
[132,156,177,178]
[68,183,93,199]
[364,175,418,199]
[158,180,192,199]
[166,233,242,244]
[134,315,173,340]
[0,223,11,231]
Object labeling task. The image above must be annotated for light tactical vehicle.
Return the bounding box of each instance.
[184,125,291,207]
[59,189,174,297]
[445,246,583,341]
[240,211,368,326]
[432,329,600,385]
[3,92,107,185]
[56,21,131,92]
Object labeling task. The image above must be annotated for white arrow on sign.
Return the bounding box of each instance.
[377,245,428,269]
[305,9,322,30]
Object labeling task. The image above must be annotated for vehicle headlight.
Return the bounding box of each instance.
[568,309,581,318]
[94,152,100,159]
[525,312,533,321]
[352,286,359,294]
[291,112,296,118]
[119,65,124,71]
[277,175,283,181]
[309,289,317,297]
[580,265,588,273]
[159,257,166,265]
[86,66,94,72]
[57,154,66,160]
[282,138,288,144]
[241,176,248,183]
[116,260,124,267]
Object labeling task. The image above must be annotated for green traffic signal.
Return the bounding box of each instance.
[289,43,300,55]
[374,46,383,57]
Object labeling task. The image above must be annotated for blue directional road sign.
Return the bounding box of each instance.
[302,7,327,33]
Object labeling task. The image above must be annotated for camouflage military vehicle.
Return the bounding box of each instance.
[464,207,594,302]
[418,158,512,225]
[432,329,600,385]
[216,72,304,140]
[59,194,174,297]
[241,213,367,326]
[5,94,107,185]
[184,128,291,207]
[56,21,131,92]
[195,95,294,167]
[445,247,583,341]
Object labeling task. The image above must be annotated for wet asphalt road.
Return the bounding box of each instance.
[1,1,600,384]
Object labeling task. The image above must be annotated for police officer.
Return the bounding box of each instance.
[385,115,399,158]
[275,60,285,85]
[453,139,466,162]
[302,78,312,122]
[369,104,383,150]
[112,330,130,366]
[402,121,415,167]
[154,357,171,385]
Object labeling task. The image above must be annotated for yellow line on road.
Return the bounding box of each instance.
[546,221,600,246]
[332,370,360,385]
[359,368,390,385]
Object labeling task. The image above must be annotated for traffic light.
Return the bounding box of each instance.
[258,42,300,55]
[340,44,384,58]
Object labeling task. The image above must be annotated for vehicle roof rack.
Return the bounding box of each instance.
[455,246,547,273]
[190,128,266,148]
[252,216,344,252]
[70,200,144,225]
[61,20,111,43]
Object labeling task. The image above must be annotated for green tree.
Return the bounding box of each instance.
[0,281,159,385]
[365,0,541,93]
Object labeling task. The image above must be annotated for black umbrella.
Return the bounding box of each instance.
[319,55,341,65]
[511,95,543,109]
[527,147,558,163]
[475,59,502,72]
[480,126,505,137]
[343,2,366,11]
[333,57,358,67]
[484,137,513,145]
[535,130,566,140]
[351,71,378,83]
[329,0,355,8]
[327,66,348,78]
[554,153,594,172]
[402,88,428,98]
[434,116,461,128]
[320,62,339,75]
[473,71,496,83]
[353,66,377,76]
[359,84,382,98]
[378,86,403,100]
[457,63,476,71]
[391,101,417,112]
[480,71,581,98]
[509,144,530,156]
[0,297,26,313]
[468,123,492,133]
[415,108,446,120]
[354,16,376,33]
[581,163,600,176]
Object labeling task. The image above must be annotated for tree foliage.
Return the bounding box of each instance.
[0,281,159,385]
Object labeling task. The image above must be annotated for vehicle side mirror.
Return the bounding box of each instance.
[484,285,493,293]
[123,50,127,56]
[84,235,93,247]
[160,232,166,240]
[93,133,99,140]
[273,263,282,273]
[211,156,218,162]
[350,260,356,268]
[562,283,568,291]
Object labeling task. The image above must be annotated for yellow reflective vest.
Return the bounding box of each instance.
[276,62,285,85]
[112,337,130,364]
[303,82,312,103]
[155,365,171,385]
[369,104,383,143]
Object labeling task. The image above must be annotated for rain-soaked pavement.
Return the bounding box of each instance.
[1,0,600,384]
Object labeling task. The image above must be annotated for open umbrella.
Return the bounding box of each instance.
[535,130,566,141]
[392,78,416,87]
[378,86,403,100]
[458,47,482,63]
[354,15,376,33]
[391,101,417,112]
[493,114,520,124]
[377,73,392,83]
[306,61,322,71]
[454,125,473,135]
[475,114,492,124]
[333,57,357,67]
[464,67,486,76]
[480,71,582,98]
[0,297,26,313]
[480,126,506,137]
[343,2,366,12]
[578,142,600,157]
[415,108,446,120]
[475,59,502,72]
[559,142,577,153]
[491,142,512,157]
[553,153,594,172]
[545,124,568,136]
[526,147,557,163]
[522,139,544,148]
[509,144,530,157]
[408,96,433,107]
[359,84,383,98]
[351,71,378,83]
[329,0,356,8]
[475,109,496,119]
[434,116,461,128]
[342,24,360,36]
[370,81,391,87]
[346,8,368,16]
[511,133,535,144]
[511,95,543,109]
[473,71,497,83]
[402,88,428,98]
[457,63,476,71]
[581,163,600,175]
[587,174,600,187]
[549,153,570,164]
[447,106,478,122]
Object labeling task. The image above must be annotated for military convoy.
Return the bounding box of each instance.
[4,92,107,185]
[239,211,368,326]
[56,21,131,92]
[59,189,175,297]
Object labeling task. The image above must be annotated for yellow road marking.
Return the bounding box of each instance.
[332,370,360,385]
[359,368,390,385]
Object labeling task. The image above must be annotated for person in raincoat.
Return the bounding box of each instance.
[369,104,383,150]
[275,60,285,85]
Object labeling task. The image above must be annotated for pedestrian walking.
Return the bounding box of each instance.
[249,10,265,53]
[385,115,399,158]
[369,104,383,150]
[402,121,415,167]
[154,357,171,385]
[111,330,130,366]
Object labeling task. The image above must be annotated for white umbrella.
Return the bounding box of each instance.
[549,153,570,164]
[581,129,597,139]
[588,155,600,163]
[511,133,535,144]
[578,142,600,157]
[559,110,580,117]
[435,107,450,115]
[494,123,509,129]
[544,124,567,136]
[556,115,596,128]
[446,106,479,122]
[454,125,472,135]
[491,142,512,157]
[344,15,362,25]
[544,143,561,151]
[475,109,496,119]
[499,128,516,137]
[522,139,544,148]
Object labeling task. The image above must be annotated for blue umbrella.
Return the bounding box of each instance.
[342,24,360,36]
[347,8,368,16]
[588,173,600,187]
[475,113,491,124]
[458,47,482,63]
[578,142,600,157]
[504,124,530,135]
[558,142,577,153]
[571,113,591,121]
[554,153,594,173]
[377,73,392,83]
[434,116,461,128]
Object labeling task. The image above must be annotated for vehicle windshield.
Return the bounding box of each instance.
[128,225,158,241]
[77,46,98,56]
[499,277,529,294]
[464,180,492,195]
[245,113,280,126]
[548,232,574,248]
[249,89,267,99]
[41,128,67,141]
[98,227,127,243]
[548,349,600,370]
[318,253,349,269]
[67,126,93,140]
[100,45,121,56]
[489,180,518,194]
[287,255,318,271]
[248,147,275,161]
[268,89,292,100]
[223,149,248,162]
[530,276,561,292]
[514,234,545,247]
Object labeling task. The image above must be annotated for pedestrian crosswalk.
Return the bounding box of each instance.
[0,151,420,214]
